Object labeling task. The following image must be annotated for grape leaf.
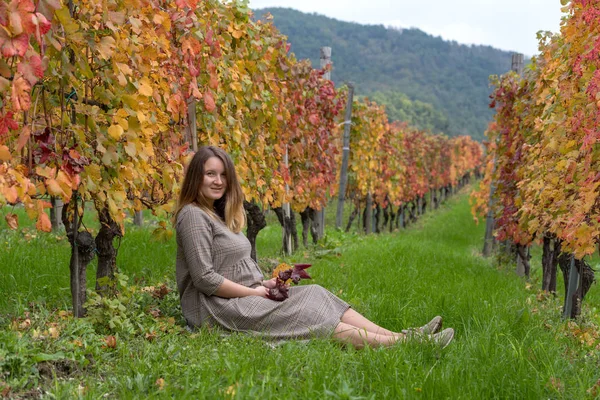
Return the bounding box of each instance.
[267,263,311,301]
[5,213,18,229]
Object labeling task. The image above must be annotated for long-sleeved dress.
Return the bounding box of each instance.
[175,204,350,339]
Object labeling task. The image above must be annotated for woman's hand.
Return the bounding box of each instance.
[253,285,270,298]
[261,278,277,289]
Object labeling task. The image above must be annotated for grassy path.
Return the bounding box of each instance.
[1,190,599,398]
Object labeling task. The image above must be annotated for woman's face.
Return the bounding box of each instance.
[200,156,227,205]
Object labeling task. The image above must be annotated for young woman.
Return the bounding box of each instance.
[174,146,454,349]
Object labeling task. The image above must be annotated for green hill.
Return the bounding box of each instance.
[254,7,518,140]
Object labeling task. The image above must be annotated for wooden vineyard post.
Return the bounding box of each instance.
[187,97,198,152]
[314,47,331,240]
[335,83,355,229]
[563,256,579,319]
[282,146,293,255]
[133,211,143,226]
[509,53,529,276]
[511,53,524,76]
[365,192,373,234]
[50,197,64,231]
[482,161,497,257]
[71,192,82,317]
[483,53,524,258]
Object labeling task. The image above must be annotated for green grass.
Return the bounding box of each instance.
[1,189,600,399]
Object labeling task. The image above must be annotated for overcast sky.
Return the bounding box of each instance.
[248,0,565,57]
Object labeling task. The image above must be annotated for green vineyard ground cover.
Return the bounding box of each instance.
[1,189,599,399]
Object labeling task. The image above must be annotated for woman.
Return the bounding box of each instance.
[174,146,454,349]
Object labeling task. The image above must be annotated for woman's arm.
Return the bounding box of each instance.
[177,207,270,299]
[214,278,269,298]
[176,207,225,296]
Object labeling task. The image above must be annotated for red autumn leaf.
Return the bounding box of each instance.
[17,51,44,85]
[205,29,213,47]
[28,12,51,44]
[0,2,7,25]
[175,0,190,9]
[203,91,216,113]
[7,0,35,36]
[266,284,289,301]
[61,145,89,175]
[290,263,312,283]
[0,31,29,57]
[209,76,218,90]
[267,264,311,301]
[5,213,18,230]
[188,60,199,77]
[0,111,19,137]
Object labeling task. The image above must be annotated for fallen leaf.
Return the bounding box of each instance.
[588,378,600,397]
[103,335,117,348]
[18,318,31,330]
[0,381,11,398]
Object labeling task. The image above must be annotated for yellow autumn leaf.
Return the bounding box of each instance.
[116,62,132,76]
[107,197,119,220]
[136,110,147,123]
[124,141,137,158]
[56,171,73,201]
[139,78,153,96]
[96,36,116,60]
[108,125,123,140]
[45,178,64,197]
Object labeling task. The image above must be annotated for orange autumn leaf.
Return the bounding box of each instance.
[0,145,11,161]
[36,209,51,232]
[11,75,31,111]
[16,126,30,152]
[271,262,292,280]
[203,91,216,113]
[5,213,18,229]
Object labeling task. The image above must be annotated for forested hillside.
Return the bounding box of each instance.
[254,7,519,140]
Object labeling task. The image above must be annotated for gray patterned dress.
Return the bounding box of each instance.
[175,204,350,339]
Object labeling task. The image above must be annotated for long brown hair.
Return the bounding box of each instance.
[175,146,246,233]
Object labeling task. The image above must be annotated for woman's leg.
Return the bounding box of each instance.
[332,322,402,348]
[340,309,443,337]
[340,308,399,337]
